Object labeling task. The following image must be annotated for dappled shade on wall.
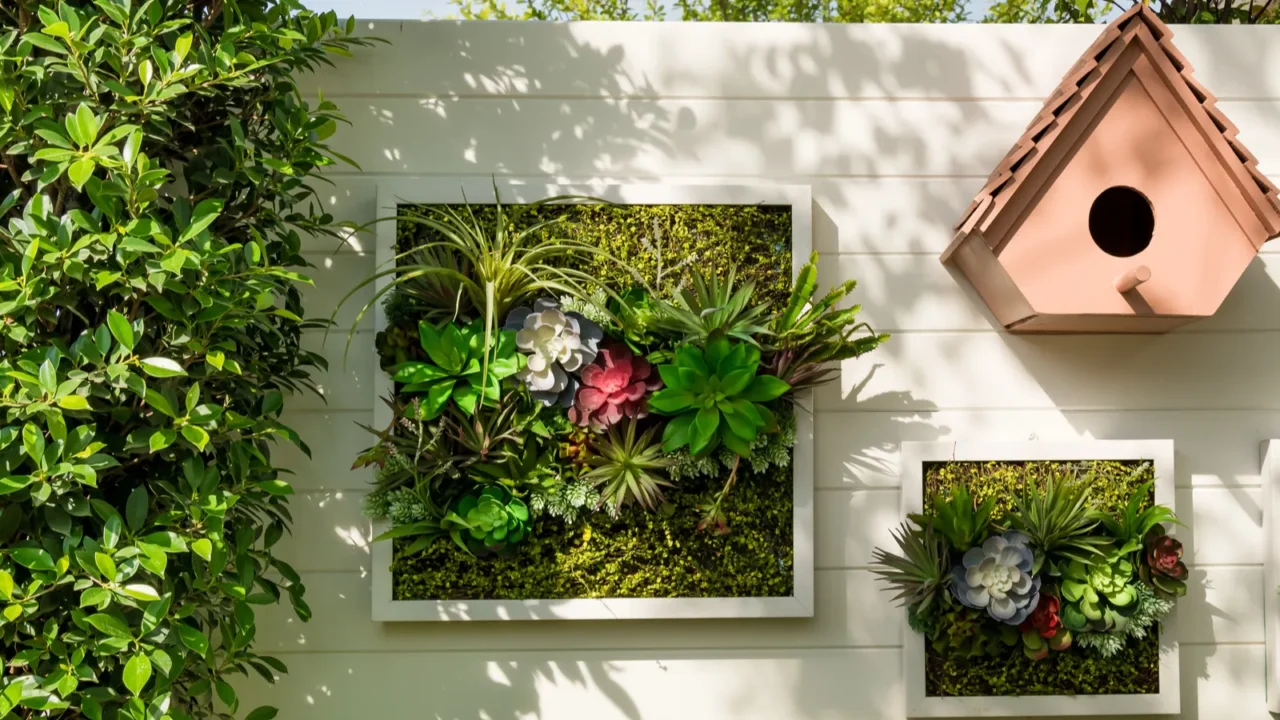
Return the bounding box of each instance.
[943,4,1280,333]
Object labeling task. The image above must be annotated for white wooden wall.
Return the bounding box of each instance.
[238,20,1280,719]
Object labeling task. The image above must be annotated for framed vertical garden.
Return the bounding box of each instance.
[889,440,1181,717]
[363,180,829,621]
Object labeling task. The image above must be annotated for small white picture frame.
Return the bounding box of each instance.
[368,179,815,621]
[899,440,1180,717]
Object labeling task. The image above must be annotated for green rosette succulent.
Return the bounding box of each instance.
[443,486,531,555]
[1060,555,1138,633]
[391,318,524,420]
[648,338,790,457]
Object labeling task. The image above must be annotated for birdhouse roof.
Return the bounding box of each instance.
[950,4,1280,255]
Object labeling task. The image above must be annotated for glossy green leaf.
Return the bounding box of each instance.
[123,653,151,695]
[12,548,53,571]
[140,357,186,378]
[107,310,134,351]
[85,612,131,640]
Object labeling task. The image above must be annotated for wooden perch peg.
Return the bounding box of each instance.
[1114,265,1151,293]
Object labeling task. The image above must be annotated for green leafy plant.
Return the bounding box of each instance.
[648,339,790,457]
[1097,478,1179,554]
[648,264,771,345]
[443,485,531,555]
[870,523,951,613]
[1060,555,1138,633]
[909,485,995,553]
[765,252,888,392]
[391,319,523,419]
[1005,474,1111,567]
[0,1,368,717]
[471,440,559,491]
[583,419,674,513]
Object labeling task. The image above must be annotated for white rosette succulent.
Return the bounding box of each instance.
[504,298,603,407]
[951,530,1041,625]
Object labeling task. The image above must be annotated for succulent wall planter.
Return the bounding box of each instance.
[944,4,1280,333]
[1263,440,1280,713]
[897,440,1180,718]
[368,180,821,621]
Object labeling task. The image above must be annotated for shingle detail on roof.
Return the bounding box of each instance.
[952,4,1280,245]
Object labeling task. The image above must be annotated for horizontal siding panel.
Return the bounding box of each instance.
[256,569,900,653]
[253,566,1256,654]
[235,643,1264,720]
[300,22,1280,102]
[297,252,376,332]
[323,97,1280,179]
[290,330,376,411]
[276,487,1255,573]
[275,411,374,491]
[829,255,1280,333]
[822,332,1280,412]
[814,409,1279,489]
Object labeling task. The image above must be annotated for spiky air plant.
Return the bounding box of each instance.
[870,522,951,614]
[583,419,675,515]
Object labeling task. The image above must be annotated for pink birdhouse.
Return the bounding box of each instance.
[944,4,1280,333]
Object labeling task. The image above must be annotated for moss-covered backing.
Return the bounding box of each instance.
[926,459,1153,523]
[392,462,794,600]
[924,459,1159,697]
[926,634,1158,696]
[396,203,794,307]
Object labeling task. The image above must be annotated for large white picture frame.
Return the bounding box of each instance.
[899,440,1180,717]
[369,179,814,621]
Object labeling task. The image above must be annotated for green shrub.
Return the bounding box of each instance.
[0,2,366,718]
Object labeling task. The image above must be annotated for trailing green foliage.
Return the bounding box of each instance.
[0,2,367,717]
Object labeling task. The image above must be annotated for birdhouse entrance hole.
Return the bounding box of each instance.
[1089,186,1154,258]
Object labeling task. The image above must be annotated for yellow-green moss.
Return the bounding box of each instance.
[397,203,794,306]
[392,465,794,600]
[926,459,1154,523]
[926,634,1158,696]
[924,459,1159,697]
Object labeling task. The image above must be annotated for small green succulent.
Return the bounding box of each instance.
[470,441,560,492]
[648,338,790,457]
[443,486,531,555]
[391,318,524,419]
[649,264,771,345]
[1060,555,1138,633]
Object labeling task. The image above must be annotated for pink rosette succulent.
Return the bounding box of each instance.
[568,344,662,431]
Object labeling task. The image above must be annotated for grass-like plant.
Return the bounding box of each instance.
[1096,478,1179,554]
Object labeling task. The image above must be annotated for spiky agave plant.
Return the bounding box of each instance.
[584,420,675,514]
[1005,474,1111,568]
[649,263,772,345]
[871,522,951,614]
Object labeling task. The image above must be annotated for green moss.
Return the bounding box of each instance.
[926,633,1159,696]
[392,461,793,600]
[397,203,794,307]
[926,459,1153,523]
[923,459,1160,697]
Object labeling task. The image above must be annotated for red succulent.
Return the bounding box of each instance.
[569,344,662,431]
[1019,594,1062,639]
[1145,530,1189,581]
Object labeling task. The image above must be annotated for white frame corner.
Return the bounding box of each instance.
[899,440,1180,718]
[369,179,814,621]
